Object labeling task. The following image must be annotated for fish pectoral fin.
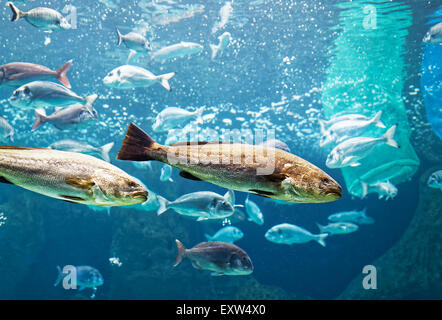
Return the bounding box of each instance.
[78,286,85,291]
[179,171,202,181]
[265,172,289,183]
[60,195,85,203]
[196,216,208,221]
[65,177,96,190]
[249,189,275,197]
[0,176,14,184]
[210,272,224,277]
[8,73,26,81]
[191,261,202,270]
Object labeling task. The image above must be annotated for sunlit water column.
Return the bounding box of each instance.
[321,0,420,197]
[421,7,442,140]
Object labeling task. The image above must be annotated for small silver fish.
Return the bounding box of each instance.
[152,107,205,132]
[316,222,359,235]
[174,239,253,276]
[9,81,97,110]
[265,223,328,247]
[32,101,98,131]
[0,116,14,143]
[116,28,151,62]
[326,125,399,168]
[423,22,442,44]
[8,2,70,32]
[328,208,374,224]
[210,32,231,59]
[0,60,72,88]
[360,180,398,200]
[156,190,235,221]
[103,65,175,91]
[205,226,244,243]
[244,195,264,225]
[151,42,204,62]
[49,139,114,163]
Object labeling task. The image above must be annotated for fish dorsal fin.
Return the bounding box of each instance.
[65,177,96,190]
[170,141,235,147]
[179,171,202,181]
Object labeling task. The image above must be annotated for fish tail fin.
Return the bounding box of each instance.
[84,94,98,108]
[8,2,23,22]
[54,266,63,287]
[56,59,72,88]
[117,122,158,161]
[174,239,186,267]
[100,142,115,162]
[210,44,218,59]
[127,50,137,63]
[204,234,212,241]
[315,233,328,247]
[32,108,47,131]
[6,131,14,142]
[116,27,123,46]
[372,111,386,128]
[156,195,170,216]
[157,72,175,91]
[360,181,368,199]
[382,124,400,148]
[316,223,324,233]
[224,189,235,206]
[195,106,205,124]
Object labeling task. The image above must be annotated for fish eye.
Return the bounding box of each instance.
[13,91,18,96]
[108,72,113,77]
[128,181,137,187]
[24,87,30,94]
[55,20,60,25]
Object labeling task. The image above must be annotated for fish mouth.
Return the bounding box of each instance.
[326,184,342,200]
[131,191,148,202]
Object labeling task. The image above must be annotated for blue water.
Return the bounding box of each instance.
[0,0,441,300]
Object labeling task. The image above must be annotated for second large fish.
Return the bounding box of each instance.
[117,123,342,203]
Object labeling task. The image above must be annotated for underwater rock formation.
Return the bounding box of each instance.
[109,208,298,299]
[338,166,442,299]
[0,192,45,298]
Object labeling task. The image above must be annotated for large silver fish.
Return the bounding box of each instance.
[7,2,71,32]
[9,81,97,110]
[0,60,72,88]
[0,146,147,206]
[117,123,342,203]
